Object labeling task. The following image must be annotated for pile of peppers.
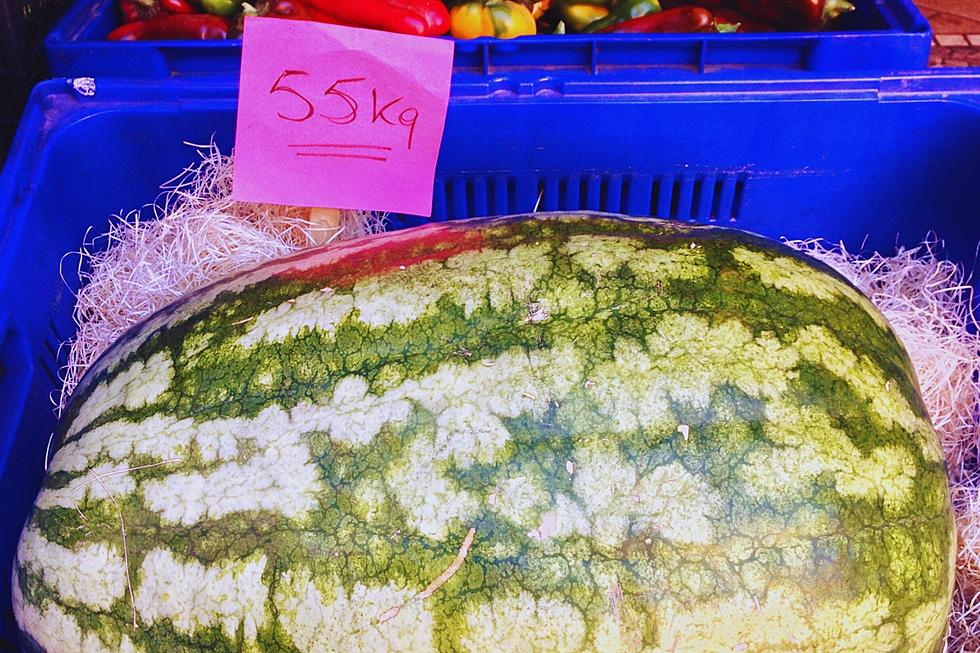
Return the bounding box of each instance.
[107,0,855,40]
[549,0,856,35]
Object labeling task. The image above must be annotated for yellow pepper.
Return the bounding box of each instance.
[450,0,537,38]
[559,2,610,31]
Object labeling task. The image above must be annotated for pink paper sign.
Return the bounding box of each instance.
[233,17,454,216]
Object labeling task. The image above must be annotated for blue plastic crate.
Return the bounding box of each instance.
[44,0,933,79]
[1,70,979,650]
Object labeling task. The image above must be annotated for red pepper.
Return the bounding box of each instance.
[107,13,230,39]
[160,0,196,13]
[600,5,713,32]
[268,0,307,17]
[659,0,723,8]
[303,0,450,36]
[710,7,775,32]
[731,0,854,30]
[266,0,350,24]
[119,0,144,22]
[302,6,351,24]
[119,0,195,23]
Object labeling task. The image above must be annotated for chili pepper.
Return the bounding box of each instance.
[160,0,195,13]
[304,0,450,36]
[710,7,775,32]
[600,4,711,32]
[731,0,854,30]
[107,13,230,39]
[582,0,661,33]
[450,0,536,38]
[200,0,243,17]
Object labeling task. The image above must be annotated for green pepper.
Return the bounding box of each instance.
[582,0,661,32]
[199,0,243,17]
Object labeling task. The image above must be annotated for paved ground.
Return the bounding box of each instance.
[917,0,980,66]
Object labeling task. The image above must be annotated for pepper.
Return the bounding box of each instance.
[450,0,536,38]
[582,0,661,33]
[160,0,195,13]
[530,0,551,19]
[119,0,143,22]
[118,0,194,23]
[107,13,230,39]
[304,0,450,36]
[731,0,854,30]
[200,0,244,17]
[659,0,722,7]
[710,7,775,32]
[556,1,610,31]
[600,5,712,32]
[263,0,348,23]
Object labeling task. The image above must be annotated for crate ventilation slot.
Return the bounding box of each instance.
[41,318,68,386]
[433,173,746,222]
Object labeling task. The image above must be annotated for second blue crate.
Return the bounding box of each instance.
[45,0,933,79]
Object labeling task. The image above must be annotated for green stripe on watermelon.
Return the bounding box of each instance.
[16,214,953,652]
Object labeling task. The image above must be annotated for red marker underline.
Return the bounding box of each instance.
[290,143,391,162]
[289,143,393,151]
[295,152,388,162]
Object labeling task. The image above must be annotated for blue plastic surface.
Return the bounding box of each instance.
[1,71,980,649]
[45,0,933,79]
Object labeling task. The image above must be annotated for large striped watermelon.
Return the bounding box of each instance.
[14,213,954,652]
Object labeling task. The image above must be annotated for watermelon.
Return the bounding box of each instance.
[13,213,954,652]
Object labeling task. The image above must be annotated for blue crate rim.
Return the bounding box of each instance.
[46,27,933,47]
[5,68,980,222]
